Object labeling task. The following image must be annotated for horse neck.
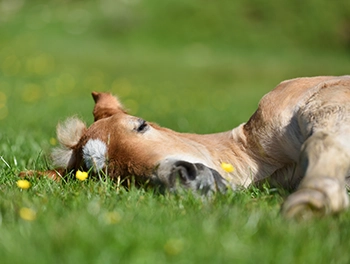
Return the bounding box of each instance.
[181,124,280,187]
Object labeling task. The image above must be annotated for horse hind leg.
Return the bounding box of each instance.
[282,131,350,219]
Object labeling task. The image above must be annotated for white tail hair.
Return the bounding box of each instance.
[51,117,87,168]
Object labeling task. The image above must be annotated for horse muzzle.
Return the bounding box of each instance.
[152,159,231,195]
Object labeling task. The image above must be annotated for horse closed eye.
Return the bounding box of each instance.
[136,119,148,133]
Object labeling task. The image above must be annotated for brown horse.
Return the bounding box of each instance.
[24,76,350,218]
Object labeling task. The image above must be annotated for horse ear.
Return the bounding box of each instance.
[92,92,127,121]
[91,91,101,103]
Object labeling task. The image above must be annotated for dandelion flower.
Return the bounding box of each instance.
[76,170,88,181]
[16,180,31,189]
[164,239,184,256]
[49,137,57,146]
[19,207,36,221]
[221,162,234,173]
[104,211,122,224]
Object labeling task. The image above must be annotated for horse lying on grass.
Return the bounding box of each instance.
[22,75,350,219]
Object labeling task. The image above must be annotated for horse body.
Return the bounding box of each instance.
[26,75,350,218]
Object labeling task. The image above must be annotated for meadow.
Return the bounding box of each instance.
[1,0,350,263]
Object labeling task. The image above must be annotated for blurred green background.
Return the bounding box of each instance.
[1,0,350,133]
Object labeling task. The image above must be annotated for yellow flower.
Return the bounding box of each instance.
[49,137,57,146]
[19,207,36,221]
[104,211,122,224]
[164,239,185,256]
[16,180,31,189]
[221,162,235,173]
[76,170,88,181]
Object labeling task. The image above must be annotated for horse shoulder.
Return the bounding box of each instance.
[243,76,336,164]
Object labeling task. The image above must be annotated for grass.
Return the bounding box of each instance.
[1,0,350,263]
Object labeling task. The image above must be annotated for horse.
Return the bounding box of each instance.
[22,75,350,219]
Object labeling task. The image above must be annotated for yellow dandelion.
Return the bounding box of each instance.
[76,170,88,181]
[164,239,185,256]
[16,179,31,189]
[104,211,122,224]
[49,137,57,146]
[19,207,36,221]
[221,162,235,173]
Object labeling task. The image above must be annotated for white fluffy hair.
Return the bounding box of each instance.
[82,139,107,171]
[51,117,86,168]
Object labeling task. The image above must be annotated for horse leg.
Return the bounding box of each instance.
[19,169,66,181]
[282,131,350,219]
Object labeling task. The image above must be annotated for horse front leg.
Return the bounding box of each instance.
[282,131,350,219]
[19,168,66,181]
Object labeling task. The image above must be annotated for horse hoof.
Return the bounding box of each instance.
[282,176,350,220]
[281,189,330,220]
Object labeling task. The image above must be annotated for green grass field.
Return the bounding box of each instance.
[1,1,350,263]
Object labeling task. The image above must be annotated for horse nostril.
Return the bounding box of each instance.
[155,159,229,195]
[173,161,198,181]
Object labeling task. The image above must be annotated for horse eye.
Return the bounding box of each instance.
[136,119,148,133]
